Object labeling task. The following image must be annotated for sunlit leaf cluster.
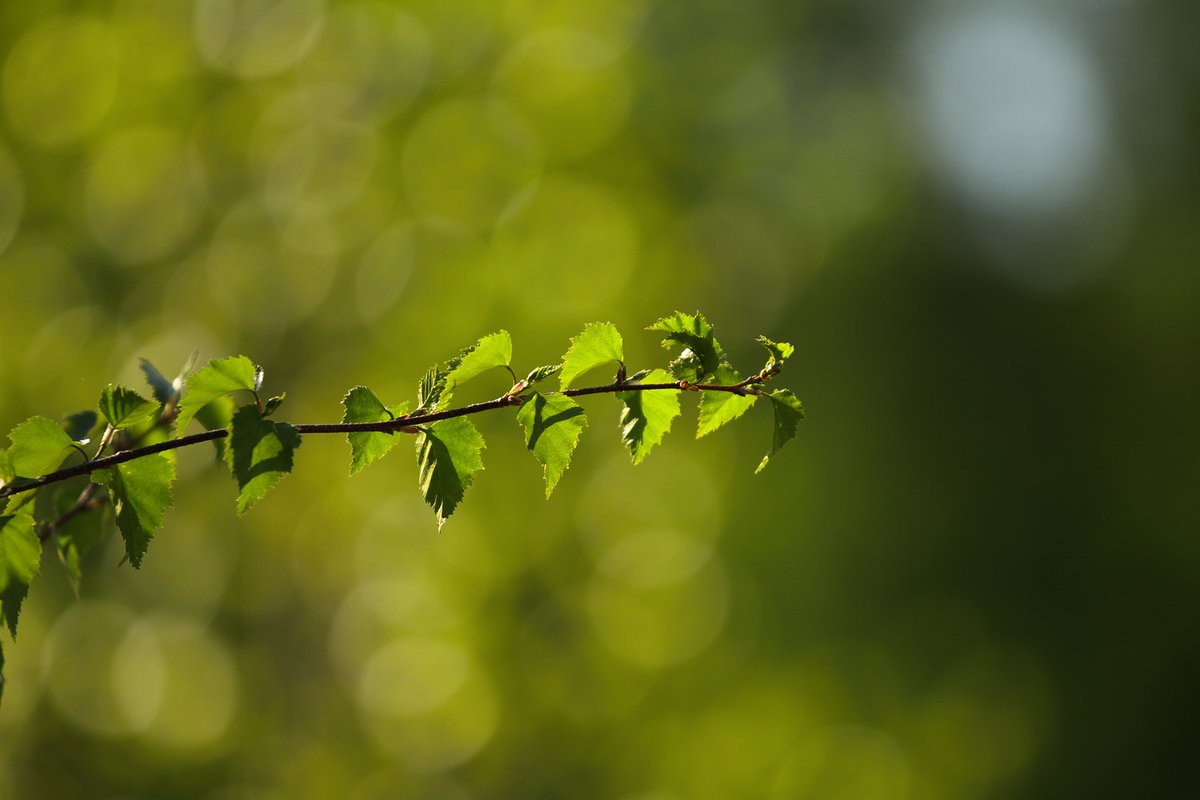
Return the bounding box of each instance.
[0,312,801,703]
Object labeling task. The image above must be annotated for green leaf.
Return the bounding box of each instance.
[517,393,587,497]
[415,417,485,531]
[617,368,682,464]
[176,355,259,432]
[262,394,286,417]
[697,365,757,438]
[195,395,235,463]
[0,507,39,637]
[559,322,624,389]
[7,416,76,477]
[416,365,447,412]
[525,364,562,386]
[443,331,513,403]
[62,410,99,443]
[225,405,302,515]
[54,492,110,595]
[139,357,175,404]
[756,389,805,474]
[647,311,726,383]
[757,335,795,368]
[0,450,12,483]
[342,386,410,475]
[99,384,159,430]
[93,452,176,568]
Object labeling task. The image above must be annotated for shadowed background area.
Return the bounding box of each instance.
[1,0,1198,797]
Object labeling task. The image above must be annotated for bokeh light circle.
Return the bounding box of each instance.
[2,15,120,148]
[0,141,23,256]
[194,0,325,78]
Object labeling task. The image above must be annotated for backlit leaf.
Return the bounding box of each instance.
[176,355,259,432]
[7,416,75,477]
[0,507,38,636]
[647,311,726,383]
[416,417,485,530]
[443,331,513,403]
[560,322,624,389]
[342,386,409,475]
[99,384,159,430]
[139,357,175,404]
[757,335,794,369]
[93,452,175,567]
[517,392,587,497]
[617,368,681,464]
[756,389,804,474]
[225,404,301,515]
[697,365,757,438]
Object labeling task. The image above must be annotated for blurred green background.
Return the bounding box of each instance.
[1,0,1198,797]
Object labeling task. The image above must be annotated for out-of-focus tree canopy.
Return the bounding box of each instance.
[1,0,1198,797]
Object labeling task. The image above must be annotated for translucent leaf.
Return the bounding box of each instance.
[647,311,726,383]
[195,395,235,463]
[62,410,99,443]
[756,389,805,474]
[6,416,75,477]
[98,384,159,430]
[342,386,409,475]
[416,365,447,412]
[617,368,682,464]
[139,357,175,404]
[757,335,795,368]
[559,322,624,389]
[175,355,259,432]
[262,394,286,417]
[697,365,757,438]
[517,392,587,497]
[93,452,176,568]
[0,507,38,636]
[225,405,301,516]
[525,364,562,386]
[443,331,513,403]
[415,417,485,531]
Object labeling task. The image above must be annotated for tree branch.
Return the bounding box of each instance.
[1,377,757,500]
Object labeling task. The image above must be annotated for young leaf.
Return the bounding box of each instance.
[342,386,409,475]
[442,331,513,403]
[560,322,624,389]
[175,355,259,432]
[7,416,76,477]
[93,452,176,568]
[525,364,562,386]
[62,410,99,443]
[416,365,447,412]
[99,384,159,430]
[225,405,302,515]
[415,417,485,531]
[756,389,805,474]
[697,365,757,438]
[139,357,175,404]
[757,336,794,369]
[517,393,587,497]
[0,507,39,636]
[647,311,726,383]
[617,368,682,464]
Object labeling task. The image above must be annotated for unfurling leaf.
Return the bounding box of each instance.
[525,364,562,386]
[342,386,409,475]
[99,384,159,430]
[647,311,726,383]
[7,416,76,477]
[416,417,485,530]
[560,322,624,389]
[176,355,259,432]
[93,452,176,568]
[140,357,175,404]
[617,368,681,464]
[757,336,794,369]
[697,365,757,438]
[756,389,804,474]
[442,331,513,403]
[225,405,301,515]
[0,507,39,636]
[416,365,447,412]
[518,393,587,497]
